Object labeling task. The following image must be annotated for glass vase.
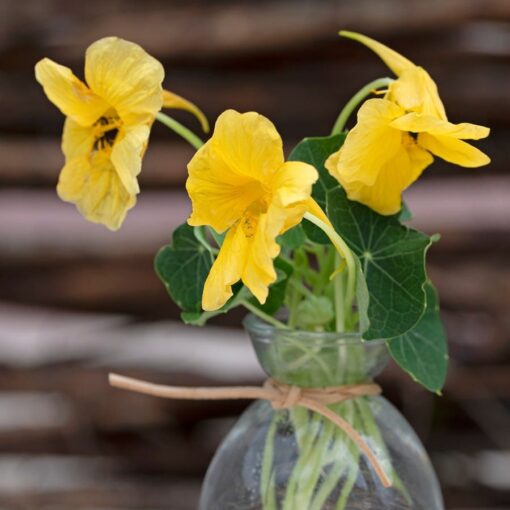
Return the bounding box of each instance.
[199,315,444,510]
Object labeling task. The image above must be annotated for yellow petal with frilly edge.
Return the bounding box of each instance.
[271,161,318,208]
[202,204,284,311]
[85,37,164,125]
[57,153,136,231]
[35,58,109,126]
[162,90,209,133]
[241,205,283,303]
[326,99,405,187]
[202,223,247,311]
[209,110,285,182]
[62,118,95,159]
[110,124,151,195]
[344,139,433,215]
[186,110,286,233]
[186,141,267,234]
[387,67,447,120]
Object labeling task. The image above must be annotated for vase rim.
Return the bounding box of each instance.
[243,314,386,347]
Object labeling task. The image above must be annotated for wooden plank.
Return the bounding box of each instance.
[0,177,509,259]
[0,190,189,256]
[405,176,510,234]
[0,302,129,366]
[0,454,200,509]
[0,138,191,187]
[9,59,509,134]
[0,392,72,431]
[6,0,509,63]
[0,131,503,187]
[0,302,262,378]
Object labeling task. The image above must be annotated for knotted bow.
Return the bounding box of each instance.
[109,373,391,487]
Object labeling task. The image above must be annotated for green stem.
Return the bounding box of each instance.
[334,254,345,332]
[288,278,314,298]
[335,450,359,509]
[193,226,218,255]
[156,112,205,149]
[240,300,289,330]
[260,415,278,509]
[331,77,394,135]
[303,212,356,332]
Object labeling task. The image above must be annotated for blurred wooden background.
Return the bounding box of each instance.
[1,0,510,508]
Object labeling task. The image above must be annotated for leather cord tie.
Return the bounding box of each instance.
[109,373,391,488]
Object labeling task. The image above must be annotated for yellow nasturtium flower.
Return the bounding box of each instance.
[326,31,490,215]
[186,110,318,311]
[35,37,207,230]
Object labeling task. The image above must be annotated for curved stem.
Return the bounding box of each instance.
[240,299,289,330]
[156,112,205,149]
[193,226,218,255]
[331,77,393,135]
[304,212,356,332]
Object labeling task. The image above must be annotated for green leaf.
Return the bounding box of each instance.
[295,295,334,329]
[288,134,345,244]
[399,201,413,222]
[327,186,433,340]
[155,224,213,313]
[278,225,306,250]
[249,257,293,315]
[388,282,448,392]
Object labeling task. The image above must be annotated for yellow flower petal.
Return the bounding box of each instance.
[202,204,284,311]
[326,99,405,186]
[187,110,285,233]
[271,161,318,208]
[345,138,433,215]
[189,109,316,309]
[35,58,109,126]
[391,113,490,140]
[85,37,164,125]
[187,142,266,233]
[202,223,247,310]
[269,161,318,233]
[211,110,284,182]
[241,205,283,303]
[340,31,447,119]
[62,118,95,159]
[162,89,209,133]
[388,67,447,120]
[57,153,136,230]
[418,133,490,168]
[340,31,414,76]
[110,124,151,195]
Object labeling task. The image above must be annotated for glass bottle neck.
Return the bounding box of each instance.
[244,315,389,387]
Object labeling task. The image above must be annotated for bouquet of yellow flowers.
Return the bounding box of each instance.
[36,31,489,510]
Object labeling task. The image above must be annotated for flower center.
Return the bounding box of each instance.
[403,132,418,146]
[93,110,122,154]
[241,208,258,238]
[240,191,270,239]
